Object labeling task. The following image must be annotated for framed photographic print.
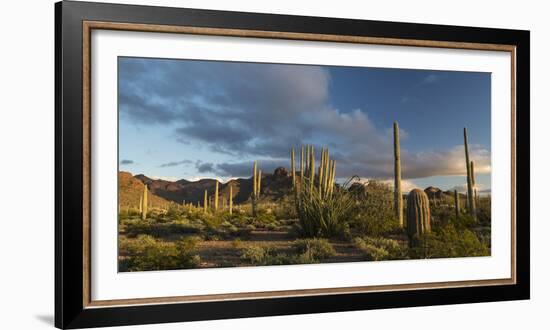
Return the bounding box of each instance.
[55,1,530,328]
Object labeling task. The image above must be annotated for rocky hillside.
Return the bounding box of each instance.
[118,171,172,208]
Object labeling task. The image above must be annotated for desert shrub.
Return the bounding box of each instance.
[354,236,407,261]
[125,219,203,238]
[296,177,355,238]
[254,212,277,224]
[240,240,334,266]
[410,224,489,259]
[476,197,491,226]
[266,223,278,231]
[119,235,201,271]
[292,238,336,260]
[350,180,401,236]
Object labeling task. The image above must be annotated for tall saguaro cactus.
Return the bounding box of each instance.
[229,185,233,215]
[141,183,148,220]
[203,190,208,213]
[393,122,403,227]
[406,189,431,239]
[463,127,477,219]
[300,146,305,182]
[214,181,219,211]
[454,190,460,220]
[252,161,262,216]
[309,145,315,193]
[291,147,296,188]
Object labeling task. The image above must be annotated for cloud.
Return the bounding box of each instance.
[159,160,192,168]
[120,159,134,165]
[419,74,439,85]
[120,58,489,180]
[195,161,215,173]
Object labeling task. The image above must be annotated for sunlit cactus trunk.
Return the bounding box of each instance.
[454,190,460,220]
[203,190,208,213]
[463,127,477,220]
[406,189,431,239]
[393,122,404,227]
[139,195,143,213]
[214,181,219,211]
[291,147,296,188]
[252,162,262,217]
[229,185,233,215]
[309,145,315,193]
[141,183,148,220]
[300,146,305,183]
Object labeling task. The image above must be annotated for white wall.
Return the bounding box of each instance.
[0,0,546,329]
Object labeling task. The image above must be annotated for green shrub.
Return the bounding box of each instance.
[254,212,277,224]
[292,238,336,260]
[296,178,355,238]
[119,235,201,271]
[410,224,489,259]
[124,219,203,238]
[350,180,401,236]
[354,236,407,261]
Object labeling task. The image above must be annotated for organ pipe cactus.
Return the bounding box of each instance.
[406,189,431,239]
[463,127,477,219]
[394,122,403,227]
[141,183,148,220]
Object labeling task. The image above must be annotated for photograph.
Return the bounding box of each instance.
[117,57,492,272]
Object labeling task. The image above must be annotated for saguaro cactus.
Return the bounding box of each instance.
[229,185,233,215]
[300,146,305,182]
[393,122,403,227]
[203,190,208,213]
[139,195,143,213]
[214,181,219,211]
[291,147,296,188]
[251,161,262,216]
[309,145,315,193]
[406,189,431,238]
[141,183,148,220]
[463,127,477,219]
[454,190,460,220]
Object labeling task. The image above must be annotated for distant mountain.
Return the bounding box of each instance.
[126,166,294,206]
[118,172,172,208]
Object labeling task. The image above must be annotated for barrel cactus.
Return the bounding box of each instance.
[406,189,431,238]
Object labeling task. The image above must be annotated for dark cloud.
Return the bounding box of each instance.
[196,161,214,173]
[120,159,134,165]
[159,160,193,168]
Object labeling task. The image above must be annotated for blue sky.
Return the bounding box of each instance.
[118,57,491,193]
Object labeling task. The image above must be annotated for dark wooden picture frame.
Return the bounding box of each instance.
[55,1,530,328]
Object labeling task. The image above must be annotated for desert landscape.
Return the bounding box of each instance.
[118,126,491,272]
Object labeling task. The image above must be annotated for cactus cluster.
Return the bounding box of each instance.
[292,144,336,197]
